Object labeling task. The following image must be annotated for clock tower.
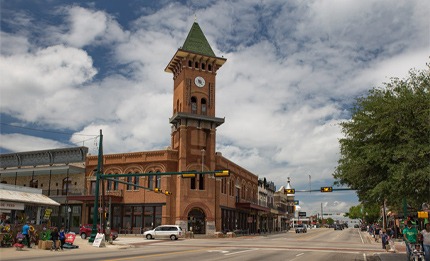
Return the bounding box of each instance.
[165,22,226,173]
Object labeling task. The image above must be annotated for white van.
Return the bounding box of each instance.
[143,225,183,240]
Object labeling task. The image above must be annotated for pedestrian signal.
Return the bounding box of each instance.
[320,187,333,192]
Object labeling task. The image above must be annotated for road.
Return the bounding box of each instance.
[0,228,406,261]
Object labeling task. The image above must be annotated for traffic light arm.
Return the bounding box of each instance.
[104,177,153,192]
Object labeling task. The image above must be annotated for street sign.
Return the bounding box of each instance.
[299,212,306,217]
[294,200,299,205]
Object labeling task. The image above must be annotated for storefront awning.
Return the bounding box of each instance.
[0,189,60,207]
[236,202,271,212]
[67,195,123,203]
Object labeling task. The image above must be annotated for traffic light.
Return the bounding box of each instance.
[321,187,333,192]
[154,188,162,193]
[214,170,230,177]
[164,190,172,195]
[284,188,295,194]
[181,172,196,178]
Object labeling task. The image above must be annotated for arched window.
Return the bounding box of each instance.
[114,175,119,190]
[188,60,192,67]
[127,174,132,190]
[191,96,197,114]
[30,179,38,188]
[198,174,204,190]
[148,171,153,189]
[156,171,161,188]
[62,178,70,195]
[208,64,212,71]
[202,63,206,70]
[201,98,207,115]
[134,174,139,190]
[195,62,199,69]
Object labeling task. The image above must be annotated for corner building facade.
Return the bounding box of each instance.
[83,23,266,235]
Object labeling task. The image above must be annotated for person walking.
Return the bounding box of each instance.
[50,227,59,251]
[381,229,389,251]
[21,221,31,248]
[59,227,66,250]
[421,222,430,261]
[403,220,419,260]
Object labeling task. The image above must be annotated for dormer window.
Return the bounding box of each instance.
[195,62,199,69]
[202,63,206,70]
[188,60,192,67]
[208,64,212,71]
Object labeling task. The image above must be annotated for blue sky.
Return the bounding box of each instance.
[1,0,429,216]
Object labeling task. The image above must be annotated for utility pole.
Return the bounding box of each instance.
[89,129,103,243]
[321,202,324,224]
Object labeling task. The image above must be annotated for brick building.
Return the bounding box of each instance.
[78,22,271,235]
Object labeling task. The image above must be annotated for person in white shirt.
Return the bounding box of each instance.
[421,222,430,261]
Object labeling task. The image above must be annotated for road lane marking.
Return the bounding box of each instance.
[224,248,258,256]
[296,253,304,257]
[363,253,367,261]
[105,248,207,261]
[359,229,365,244]
[208,250,229,254]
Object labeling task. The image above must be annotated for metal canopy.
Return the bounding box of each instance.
[0,165,85,177]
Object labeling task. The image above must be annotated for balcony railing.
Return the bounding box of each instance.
[42,188,85,196]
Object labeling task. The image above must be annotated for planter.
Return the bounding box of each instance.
[40,240,53,250]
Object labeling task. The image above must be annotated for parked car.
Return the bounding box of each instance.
[334,224,343,230]
[295,224,307,233]
[143,225,183,240]
[79,224,118,240]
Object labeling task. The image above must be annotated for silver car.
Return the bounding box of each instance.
[144,225,183,240]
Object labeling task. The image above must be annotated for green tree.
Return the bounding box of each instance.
[334,65,430,213]
[347,204,380,224]
[326,217,334,225]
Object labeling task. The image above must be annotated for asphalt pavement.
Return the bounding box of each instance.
[0,231,410,261]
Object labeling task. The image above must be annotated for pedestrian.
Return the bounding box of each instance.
[374,225,380,242]
[50,227,59,251]
[403,220,419,260]
[59,227,66,250]
[421,222,430,261]
[381,229,389,251]
[21,221,31,248]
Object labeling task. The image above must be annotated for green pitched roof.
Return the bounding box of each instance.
[182,22,216,57]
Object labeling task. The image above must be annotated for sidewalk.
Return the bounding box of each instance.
[0,234,148,260]
[362,230,407,261]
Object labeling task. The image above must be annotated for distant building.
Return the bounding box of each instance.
[0,147,87,229]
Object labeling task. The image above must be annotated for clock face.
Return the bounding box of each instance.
[194,76,205,87]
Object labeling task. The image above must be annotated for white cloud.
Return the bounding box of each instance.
[57,6,129,48]
[0,134,70,152]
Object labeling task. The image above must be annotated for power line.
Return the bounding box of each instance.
[0,122,98,137]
